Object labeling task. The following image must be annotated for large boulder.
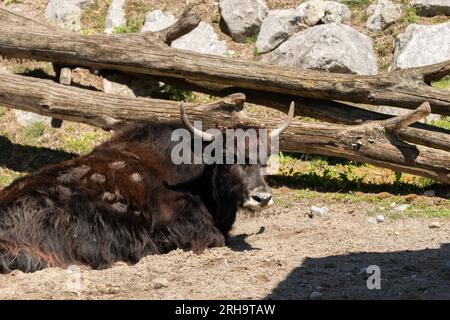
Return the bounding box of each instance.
[256,9,303,53]
[366,0,403,31]
[103,73,159,98]
[14,111,52,127]
[104,0,126,34]
[263,23,378,75]
[171,22,228,56]
[296,0,351,26]
[390,22,450,70]
[141,10,177,33]
[219,0,269,42]
[45,0,94,31]
[411,0,450,17]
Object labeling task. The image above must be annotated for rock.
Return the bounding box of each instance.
[219,0,269,42]
[412,0,450,17]
[309,206,329,217]
[390,22,450,71]
[367,217,378,224]
[255,9,303,53]
[104,0,126,34]
[141,10,177,33]
[424,190,436,197]
[263,23,378,75]
[297,0,351,26]
[376,215,385,223]
[152,277,169,289]
[14,110,52,127]
[429,222,441,229]
[390,202,397,208]
[395,204,410,212]
[45,0,94,31]
[171,22,228,56]
[404,194,418,203]
[309,291,322,299]
[378,192,392,199]
[366,0,403,31]
[103,73,159,98]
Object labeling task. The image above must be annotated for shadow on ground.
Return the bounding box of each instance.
[266,243,450,300]
[0,136,76,173]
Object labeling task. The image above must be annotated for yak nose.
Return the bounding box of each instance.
[252,193,273,206]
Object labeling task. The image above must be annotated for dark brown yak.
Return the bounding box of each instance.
[0,102,294,273]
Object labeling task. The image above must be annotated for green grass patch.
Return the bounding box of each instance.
[245,34,258,44]
[0,107,6,118]
[113,18,144,34]
[342,0,372,9]
[22,122,45,142]
[64,131,100,154]
[404,6,418,23]
[431,76,450,90]
[152,84,194,102]
[432,117,450,130]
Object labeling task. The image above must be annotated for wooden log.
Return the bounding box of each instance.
[0,70,449,183]
[0,8,449,115]
[157,77,450,152]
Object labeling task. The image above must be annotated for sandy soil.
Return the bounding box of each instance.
[1,193,449,300]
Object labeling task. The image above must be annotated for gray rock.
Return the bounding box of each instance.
[256,9,303,53]
[297,0,351,26]
[263,23,378,75]
[104,0,126,34]
[309,206,329,218]
[14,110,52,127]
[366,0,403,31]
[390,22,450,71]
[45,0,94,31]
[103,73,159,98]
[152,277,169,289]
[141,10,177,33]
[412,0,450,17]
[424,190,436,197]
[219,0,269,42]
[376,215,385,223]
[429,222,442,229]
[171,22,228,56]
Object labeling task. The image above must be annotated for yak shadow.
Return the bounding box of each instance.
[227,227,266,252]
[265,243,450,300]
[0,136,76,173]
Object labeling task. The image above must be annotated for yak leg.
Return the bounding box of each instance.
[0,240,56,273]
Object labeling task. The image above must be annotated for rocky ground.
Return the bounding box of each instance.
[0,191,449,300]
[0,0,450,300]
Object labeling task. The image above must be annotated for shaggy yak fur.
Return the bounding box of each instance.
[0,120,274,273]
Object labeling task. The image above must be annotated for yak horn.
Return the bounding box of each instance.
[180,102,215,142]
[270,101,295,140]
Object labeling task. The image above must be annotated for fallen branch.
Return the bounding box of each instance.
[157,77,450,152]
[0,70,449,183]
[0,8,448,115]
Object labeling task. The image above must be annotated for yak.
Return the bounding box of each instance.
[0,102,294,273]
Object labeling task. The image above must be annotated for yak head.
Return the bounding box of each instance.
[179,101,294,212]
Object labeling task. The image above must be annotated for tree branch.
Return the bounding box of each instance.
[0,70,449,183]
[0,7,448,114]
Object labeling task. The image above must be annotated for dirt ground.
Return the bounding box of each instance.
[0,0,449,300]
[0,190,449,300]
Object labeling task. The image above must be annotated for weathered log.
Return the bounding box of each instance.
[157,77,450,152]
[0,8,449,115]
[0,70,449,183]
